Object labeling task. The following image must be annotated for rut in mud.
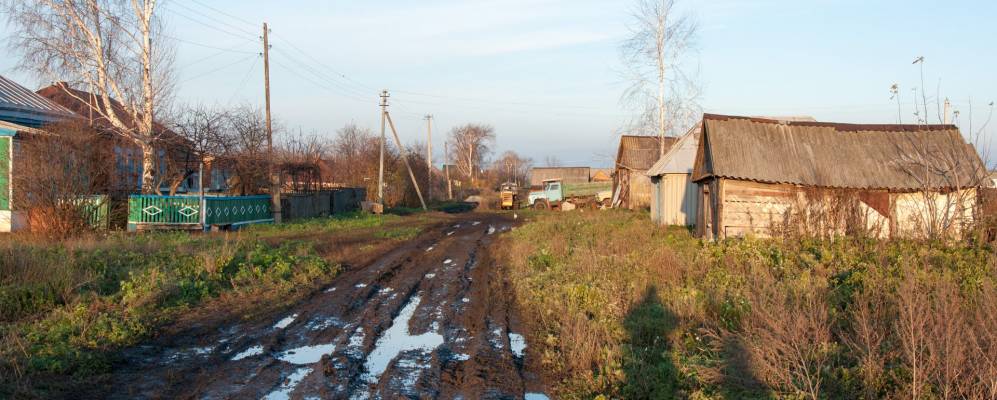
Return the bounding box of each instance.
[101,213,548,399]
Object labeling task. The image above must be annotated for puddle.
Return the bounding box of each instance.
[231,345,264,361]
[487,226,496,235]
[274,314,298,329]
[461,297,470,303]
[446,231,455,236]
[379,287,394,294]
[325,287,337,293]
[355,283,368,288]
[509,333,526,358]
[471,221,481,226]
[426,246,434,252]
[306,316,345,331]
[443,259,453,265]
[361,295,444,383]
[348,327,365,352]
[262,367,312,400]
[452,353,470,361]
[278,343,336,365]
[424,273,436,279]
[525,393,550,400]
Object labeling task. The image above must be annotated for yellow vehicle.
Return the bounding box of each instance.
[500,182,519,210]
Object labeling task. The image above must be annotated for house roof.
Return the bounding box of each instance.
[691,114,986,190]
[616,135,676,171]
[37,83,190,149]
[0,75,76,128]
[648,116,816,177]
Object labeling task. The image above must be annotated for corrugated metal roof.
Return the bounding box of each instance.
[692,114,986,190]
[616,135,675,171]
[0,75,75,127]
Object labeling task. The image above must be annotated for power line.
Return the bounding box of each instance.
[227,57,260,105]
[163,34,256,54]
[268,58,371,104]
[163,6,256,43]
[269,33,378,93]
[187,0,257,27]
[270,47,373,99]
[169,1,257,37]
[179,53,257,84]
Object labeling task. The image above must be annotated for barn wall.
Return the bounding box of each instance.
[652,173,698,226]
[627,169,653,210]
[893,189,976,238]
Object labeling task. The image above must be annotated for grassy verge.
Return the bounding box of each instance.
[497,210,997,399]
[0,212,430,398]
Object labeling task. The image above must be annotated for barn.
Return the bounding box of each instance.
[613,135,676,210]
[647,116,815,227]
[692,114,985,239]
[529,167,591,187]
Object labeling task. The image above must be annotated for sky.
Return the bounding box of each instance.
[2,0,995,168]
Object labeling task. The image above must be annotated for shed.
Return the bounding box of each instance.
[529,167,591,187]
[692,114,986,239]
[613,135,676,209]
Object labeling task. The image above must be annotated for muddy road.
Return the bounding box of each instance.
[100,213,547,399]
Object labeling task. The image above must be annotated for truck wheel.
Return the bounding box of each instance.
[533,201,548,211]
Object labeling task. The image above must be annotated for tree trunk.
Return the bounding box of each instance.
[141,142,156,194]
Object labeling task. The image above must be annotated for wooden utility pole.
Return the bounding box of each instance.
[445,141,452,200]
[378,91,427,210]
[425,115,433,202]
[378,90,387,206]
[262,22,281,223]
[943,98,952,124]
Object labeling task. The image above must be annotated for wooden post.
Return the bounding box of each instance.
[378,90,387,206]
[445,141,452,200]
[384,111,427,210]
[262,22,281,223]
[425,114,433,202]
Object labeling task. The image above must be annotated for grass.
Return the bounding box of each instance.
[497,210,997,399]
[0,212,430,398]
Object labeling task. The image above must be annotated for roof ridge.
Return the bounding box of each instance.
[703,113,957,132]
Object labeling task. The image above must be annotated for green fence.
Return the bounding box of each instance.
[81,195,110,229]
[128,195,272,230]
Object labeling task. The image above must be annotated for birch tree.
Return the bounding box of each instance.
[621,0,699,156]
[6,0,175,193]
[448,124,495,187]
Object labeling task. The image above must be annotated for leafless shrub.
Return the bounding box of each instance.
[737,272,832,400]
[10,121,113,236]
[843,278,895,399]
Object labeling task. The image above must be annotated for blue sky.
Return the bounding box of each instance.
[3,0,995,167]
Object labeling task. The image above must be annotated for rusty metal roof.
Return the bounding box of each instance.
[616,135,676,171]
[692,114,986,190]
[0,75,75,127]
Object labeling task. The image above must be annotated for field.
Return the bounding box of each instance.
[496,210,997,399]
[0,213,436,398]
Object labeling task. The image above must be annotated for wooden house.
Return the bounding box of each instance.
[613,135,676,210]
[692,114,985,239]
[0,75,78,232]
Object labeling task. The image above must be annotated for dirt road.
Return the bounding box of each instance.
[100,213,547,399]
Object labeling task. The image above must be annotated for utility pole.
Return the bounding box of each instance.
[445,141,453,200]
[262,22,281,223]
[943,98,952,124]
[424,115,433,202]
[378,90,388,207]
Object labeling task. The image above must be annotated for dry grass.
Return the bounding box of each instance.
[497,210,997,399]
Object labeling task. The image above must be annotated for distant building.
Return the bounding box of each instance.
[529,167,590,187]
[613,135,676,210]
[590,168,612,182]
[691,114,985,239]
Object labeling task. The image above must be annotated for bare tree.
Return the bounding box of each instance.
[543,155,562,168]
[448,124,495,186]
[492,151,533,186]
[169,104,228,194]
[6,0,175,193]
[620,0,699,154]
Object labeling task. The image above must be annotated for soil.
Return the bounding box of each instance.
[92,212,548,399]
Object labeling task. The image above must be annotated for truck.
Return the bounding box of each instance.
[527,179,612,210]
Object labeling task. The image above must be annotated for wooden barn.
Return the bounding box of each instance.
[693,114,986,239]
[529,167,591,187]
[613,135,676,209]
[648,116,815,227]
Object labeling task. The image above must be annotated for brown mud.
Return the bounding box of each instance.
[94,213,547,399]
